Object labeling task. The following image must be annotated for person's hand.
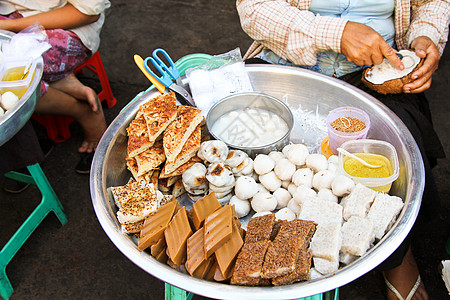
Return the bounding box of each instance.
[403,36,440,93]
[341,21,403,70]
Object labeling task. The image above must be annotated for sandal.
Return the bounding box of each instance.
[75,152,94,174]
[383,272,422,300]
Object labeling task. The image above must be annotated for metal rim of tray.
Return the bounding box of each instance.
[90,64,424,300]
[0,29,44,146]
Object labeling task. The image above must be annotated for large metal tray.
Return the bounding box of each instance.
[0,30,44,147]
[90,64,424,299]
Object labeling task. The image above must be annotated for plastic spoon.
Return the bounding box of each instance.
[337,147,382,168]
[20,58,33,80]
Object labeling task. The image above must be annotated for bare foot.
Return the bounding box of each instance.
[50,73,100,113]
[77,106,107,153]
[383,247,428,300]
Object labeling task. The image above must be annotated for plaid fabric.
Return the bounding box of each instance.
[237,0,450,65]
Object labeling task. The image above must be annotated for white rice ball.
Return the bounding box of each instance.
[273,187,292,209]
[251,192,277,213]
[234,175,258,200]
[0,91,19,111]
[253,154,275,175]
[275,207,296,221]
[274,158,296,181]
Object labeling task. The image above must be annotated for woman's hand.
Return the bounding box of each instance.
[341,21,403,70]
[403,36,440,93]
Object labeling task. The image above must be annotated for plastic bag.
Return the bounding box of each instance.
[186,48,253,115]
[1,22,51,61]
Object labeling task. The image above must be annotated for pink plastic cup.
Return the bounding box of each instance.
[326,106,370,154]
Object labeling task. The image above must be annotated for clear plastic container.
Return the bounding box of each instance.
[0,59,37,99]
[326,106,370,154]
[338,139,399,193]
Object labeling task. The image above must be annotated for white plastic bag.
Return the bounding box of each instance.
[2,22,51,61]
[186,48,253,115]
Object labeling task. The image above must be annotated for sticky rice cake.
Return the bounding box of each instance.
[140,92,178,143]
[162,124,201,175]
[163,105,203,162]
[341,183,377,220]
[341,216,375,256]
[245,214,275,243]
[310,222,342,262]
[230,240,271,286]
[367,193,404,240]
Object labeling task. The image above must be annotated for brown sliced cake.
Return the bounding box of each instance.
[272,248,312,286]
[163,105,203,162]
[230,240,271,286]
[245,214,276,243]
[141,92,178,142]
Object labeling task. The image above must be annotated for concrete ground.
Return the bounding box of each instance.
[1,1,449,299]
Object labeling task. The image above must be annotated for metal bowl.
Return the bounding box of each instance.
[91,64,424,299]
[0,30,44,147]
[206,92,294,157]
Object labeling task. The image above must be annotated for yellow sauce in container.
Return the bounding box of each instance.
[1,66,32,98]
[343,153,394,192]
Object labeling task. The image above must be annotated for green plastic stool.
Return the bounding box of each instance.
[164,283,339,300]
[1,163,67,300]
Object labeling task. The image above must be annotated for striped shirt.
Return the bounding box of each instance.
[237,0,450,66]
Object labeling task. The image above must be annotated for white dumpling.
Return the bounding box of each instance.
[281,179,290,189]
[235,175,258,200]
[209,181,235,193]
[285,144,309,166]
[273,187,292,209]
[328,155,339,165]
[287,198,301,214]
[198,140,229,163]
[306,154,328,173]
[312,170,336,191]
[317,188,338,203]
[251,192,277,213]
[293,185,316,205]
[275,207,296,221]
[257,183,269,193]
[287,182,298,196]
[282,144,294,156]
[292,168,314,188]
[229,195,251,218]
[258,171,281,192]
[0,91,19,111]
[225,150,247,168]
[268,151,286,162]
[182,163,207,187]
[206,162,234,187]
[253,154,275,175]
[216,192,233,205]
[274,158,296,181]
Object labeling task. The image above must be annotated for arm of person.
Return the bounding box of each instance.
[236,0,348,66]
[402,0,449,93]
[0,3,100,33]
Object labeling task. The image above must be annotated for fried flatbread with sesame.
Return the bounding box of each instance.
[126,112,153,157]
[161,124,201,175]
[126,155,140,180]
[140,92,178,143]
[135,140,165,176]
[163,105,203,162]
